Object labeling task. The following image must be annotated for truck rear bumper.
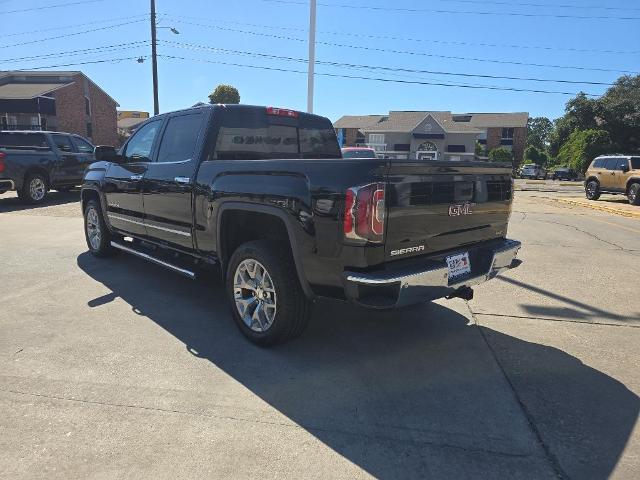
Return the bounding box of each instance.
[0,179,15,191]
[343,239,521,308]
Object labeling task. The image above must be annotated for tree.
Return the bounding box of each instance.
[524,145,548,165]
[557,129,616,174]
[526,117,553,151]
[488,147,513,163]
[208,84,240,104]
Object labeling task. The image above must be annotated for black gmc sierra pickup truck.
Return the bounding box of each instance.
[81,104,521,345]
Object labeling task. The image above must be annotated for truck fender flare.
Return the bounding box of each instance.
[80,185,112,232]
[216,201,315,299]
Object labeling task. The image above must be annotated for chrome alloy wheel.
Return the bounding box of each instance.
[86,206,102,250]
[29,177,46,201]
[233,259,277,332]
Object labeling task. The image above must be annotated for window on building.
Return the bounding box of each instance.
[86,122,93,138]
[447,144,466,153]
[51,134,74,152]
[368,134,385,145]
[394,144,410,151]
[84,96,91,116]
[156,113,203,163]
[501,128,515,140]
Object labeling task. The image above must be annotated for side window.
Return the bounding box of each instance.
[617,158,629,171]
[156,113,203,163]
[604,158,618,170]
[70,136,94,153]
[592,158,606,168]
[0,132,50,150]
[51,134,74,152]
[631,158,640,169]
[123,121,161,162]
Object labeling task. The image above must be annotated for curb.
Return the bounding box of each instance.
[553,198,640,219]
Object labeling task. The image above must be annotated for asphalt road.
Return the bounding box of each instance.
[0,189,638,479]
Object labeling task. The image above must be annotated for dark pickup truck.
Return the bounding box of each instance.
[0,130,95,203]
[81,104,521,345]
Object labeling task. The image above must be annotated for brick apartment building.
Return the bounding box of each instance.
[0,71,119,145]
[335,111,528,165]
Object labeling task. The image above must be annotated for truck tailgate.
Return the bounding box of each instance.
[385,161,513,260]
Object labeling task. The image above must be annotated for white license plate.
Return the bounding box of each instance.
[446,252,471,278]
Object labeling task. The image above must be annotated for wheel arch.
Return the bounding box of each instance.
[625,177,640,193]
[217,202,314,299]
[23,166,51,187]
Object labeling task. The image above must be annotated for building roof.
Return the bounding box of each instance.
[0,82,72,99]
[364,111,482,133]
[0,70,119,106]
[333,114,386,129]
[117,117,147,130]
[464,112,529,128]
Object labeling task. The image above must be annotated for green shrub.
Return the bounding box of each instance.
[488,147,513,163]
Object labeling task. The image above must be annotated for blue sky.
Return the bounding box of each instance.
[3,0,639,121]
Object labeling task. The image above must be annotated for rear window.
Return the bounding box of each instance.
[342,149,377,159]
[0,132,50,150]
[631,158,640,169]
[212,108,341,160]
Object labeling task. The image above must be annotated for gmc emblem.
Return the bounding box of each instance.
[448,203,474,216]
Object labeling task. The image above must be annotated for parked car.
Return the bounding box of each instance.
[519,164,546,180]
[341,147,377,159]
[585,155,640,205]
[81,104,521,345]
[0,130,95,204]
[551,167,577,181]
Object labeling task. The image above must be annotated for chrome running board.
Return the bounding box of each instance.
[110,241,196,280]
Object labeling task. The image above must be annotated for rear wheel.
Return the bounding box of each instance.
[628,183,640,206]
[586,180,600,200]
[226,239,311,346]
[18,173,48,204]
[84,199,117,257]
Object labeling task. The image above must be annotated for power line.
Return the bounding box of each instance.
[402,0,640,12]
[260,0,640,21]
[157,54,599,96]
[164,14,640,55]
[0,19,148,49]
[163,19,639,74]
[12,56,149,71]
[4,13,150,38]
[0,0,103,14]
[0,41,150,63]
[159,40,615,86]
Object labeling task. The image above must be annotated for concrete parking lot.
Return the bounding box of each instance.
[1,189,638,479]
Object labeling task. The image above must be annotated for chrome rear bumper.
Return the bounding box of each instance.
[344,239,521,308]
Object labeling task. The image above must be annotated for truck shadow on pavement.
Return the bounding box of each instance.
[0,191,79,213]
[77,252,639,479]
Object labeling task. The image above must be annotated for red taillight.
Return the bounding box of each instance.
[266,106,299,118]
[0,151,5,173]
[343,182,386,243]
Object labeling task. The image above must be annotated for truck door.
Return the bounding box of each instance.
[602,158,620,191]
[104,119,162,236]
[141,111,206,249]
[49,134,78,185]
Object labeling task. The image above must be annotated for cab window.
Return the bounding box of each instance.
[603,158,619,170]
[123,121,161,162]
[71,136,94,153]
[50,134,74,152]
[616,158,629,170]
[631,158,640,169]
[156,113,203,163]
[592,158,606,168]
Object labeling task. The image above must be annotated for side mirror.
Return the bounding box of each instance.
[621,164,630,173]
[94,145,121,162]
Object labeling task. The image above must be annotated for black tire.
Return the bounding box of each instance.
[585,180,601,200]
[226,239,311,346]
[83,199,117,257]
[18,172,48,204]
[628,183,640,206]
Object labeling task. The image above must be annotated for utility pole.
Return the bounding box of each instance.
[307,0,316,113]
[150,0,159,115]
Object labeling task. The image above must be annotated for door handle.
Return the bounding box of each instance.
[130,174,143,181]
[174,176,190,184]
